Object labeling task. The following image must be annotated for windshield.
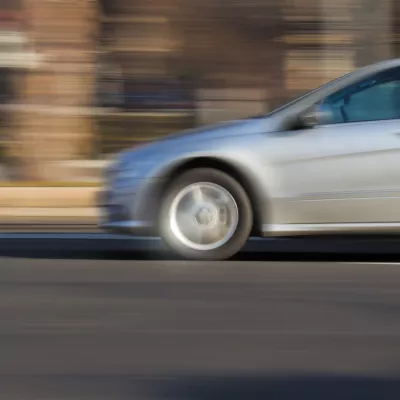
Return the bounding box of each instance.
[263,69,358,117]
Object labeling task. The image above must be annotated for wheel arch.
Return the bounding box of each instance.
[158,157,266,236]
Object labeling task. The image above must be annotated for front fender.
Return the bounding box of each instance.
[150,150,273,234]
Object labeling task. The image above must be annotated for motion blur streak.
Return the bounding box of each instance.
[0,0,400,398]
[0,236,400,399]
[0,0,396,182]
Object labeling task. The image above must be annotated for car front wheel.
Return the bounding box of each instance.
[160,168,253,260]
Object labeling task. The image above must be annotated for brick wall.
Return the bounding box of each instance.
[8,0,98,180]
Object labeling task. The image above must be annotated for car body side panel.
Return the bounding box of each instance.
[264,119,400,226]
[110,118,400,234]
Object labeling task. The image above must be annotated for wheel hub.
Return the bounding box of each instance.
[168,182,239,251]
[194,206,215,226]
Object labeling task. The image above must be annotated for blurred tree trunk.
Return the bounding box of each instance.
[9,0,99,181]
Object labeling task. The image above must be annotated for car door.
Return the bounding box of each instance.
[273,68,400,226]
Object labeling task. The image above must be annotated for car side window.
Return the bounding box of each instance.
[321,68,400,124]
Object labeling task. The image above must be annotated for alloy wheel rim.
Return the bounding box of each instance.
[169,182,239,251]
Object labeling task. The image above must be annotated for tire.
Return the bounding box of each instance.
[160,168,253,260]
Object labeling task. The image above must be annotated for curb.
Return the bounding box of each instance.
[0,223,99,232]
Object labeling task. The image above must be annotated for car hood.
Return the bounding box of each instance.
[117,114,278,165]
[157,116,269,143]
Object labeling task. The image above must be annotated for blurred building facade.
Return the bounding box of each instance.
[0,0,397,180]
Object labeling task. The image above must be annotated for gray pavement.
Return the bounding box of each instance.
[0,235,400,399]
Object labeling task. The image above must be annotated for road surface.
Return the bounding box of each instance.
[0,234,400,399]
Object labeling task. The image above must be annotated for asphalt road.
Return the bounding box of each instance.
[1,234,400,399]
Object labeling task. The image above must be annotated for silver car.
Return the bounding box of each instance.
[101,59,400,260]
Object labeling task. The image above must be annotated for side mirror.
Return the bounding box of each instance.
[301,104,333,128]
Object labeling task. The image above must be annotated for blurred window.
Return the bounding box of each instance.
[322,67,400,124]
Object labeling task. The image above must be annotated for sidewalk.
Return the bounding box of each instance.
[0,207,98,222]
[0,186,100,224]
